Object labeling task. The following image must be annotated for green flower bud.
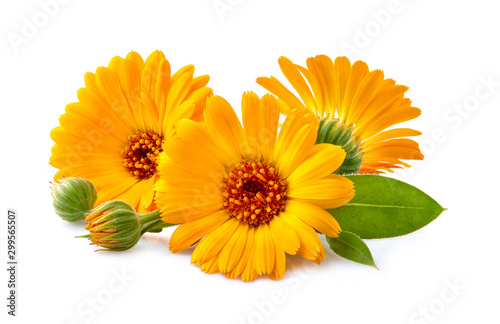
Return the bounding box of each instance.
[316,117,363,175]
[52,177,97,222]
[84,200,142,251]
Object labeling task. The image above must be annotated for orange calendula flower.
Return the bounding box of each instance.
[154,92,355,281]
[257,55,424,174]
[49,50,212,213]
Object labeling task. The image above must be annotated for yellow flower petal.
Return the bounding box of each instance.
[141,50,170,109]
[192,218,240,265]
[284,200,341,238]
[169,210,229,253]
[281,211,325,263]
[287,143,346,185]
[306,54,336,116]
[362,128,422,147]
[204,95,250,165]
[242,92,280,162]
[162,122,225,174]
[288,174,355,209]
[274,109,318,178]
[218,222,249,273]
[278,56,317,113]
[164,64,194,121]
[252,223,275,275]
[256,75,305,110]
[268,243,286,281]
[268,215,299,255]
[228,226,255,279]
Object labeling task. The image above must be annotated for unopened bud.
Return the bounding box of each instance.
[52,177,97,222]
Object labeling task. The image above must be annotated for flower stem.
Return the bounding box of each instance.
[138,210,176,235]
[138,210,162,224]
[141,219,175,235]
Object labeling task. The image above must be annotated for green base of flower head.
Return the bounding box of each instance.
[316,117,363,175]
[86,200,142,251]
[82,199,175,252]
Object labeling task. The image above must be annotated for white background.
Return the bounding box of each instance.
[1,0,499,323]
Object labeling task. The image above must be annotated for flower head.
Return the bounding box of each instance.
[84,200,141,251]
[154,92,355,281]
[257,55,424,174]
[50,50,212,213]
[52,177,97,222]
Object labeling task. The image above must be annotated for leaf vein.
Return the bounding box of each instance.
[345,203,434,210]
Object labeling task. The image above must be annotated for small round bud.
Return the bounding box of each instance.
[52,177,97,222]
[84,200,141,251]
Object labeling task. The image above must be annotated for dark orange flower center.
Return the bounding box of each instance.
[221,161,287,226]
[122,130,163,180]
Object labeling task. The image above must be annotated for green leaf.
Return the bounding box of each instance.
[326,231,378,268]
[328,175,445,239]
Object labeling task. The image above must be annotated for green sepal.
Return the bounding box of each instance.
[316,117,363,174]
